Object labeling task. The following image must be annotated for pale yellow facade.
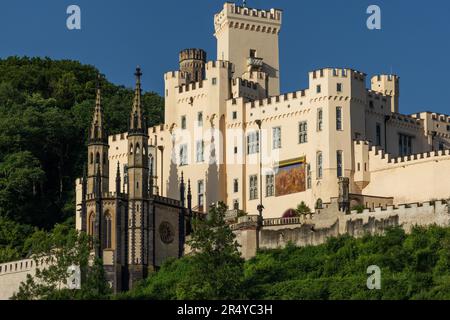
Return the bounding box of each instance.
[75,2,450,221]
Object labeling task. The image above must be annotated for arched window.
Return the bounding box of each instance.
[88,212,95,237]
[315,199,323,210]
[316,151,323,179]
[104,213,112,249]
[136,143,140,155]
[95,152,100,164]
[130,144,133,155]
[90,153,94,164]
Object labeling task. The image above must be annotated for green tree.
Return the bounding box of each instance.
[12,224,110,300]
[295,201,312,216]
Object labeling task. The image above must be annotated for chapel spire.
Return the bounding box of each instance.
[129,66,146,133]
[89,76,107,143]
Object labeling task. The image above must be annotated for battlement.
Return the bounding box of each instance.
[0,258,36,276]
[109,132,127,143]
[309,68,366,81]
[350,199,448,215]
[215,3,282,28]
[371,74,399,84]
[355,140,450,171]
[85,192,125,200]
[179,48,206,63]
[164,70,187,81]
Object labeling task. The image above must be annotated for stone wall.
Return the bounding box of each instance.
[0,258,37,300]
[233,199,450,259]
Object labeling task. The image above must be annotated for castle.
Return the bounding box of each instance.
[2,2,450,299]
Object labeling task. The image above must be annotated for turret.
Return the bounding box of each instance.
[179,48,206,83]
[87,78,109,194]
[371,74,400,113]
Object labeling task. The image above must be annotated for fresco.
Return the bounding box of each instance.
[275,161,306,196]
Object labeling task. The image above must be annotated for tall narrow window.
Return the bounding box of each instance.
[337,150,343,178]
[272,127,281,149]
[316,85,321,94]
[399,134,413,156]
[336,107,343,131]
[317,109,323,131]
[198,180,204,209]
[317,152,323,179]
[249,175,258,200]
[376,123,382,146]
[181,116,186,130]
[247,131,260,154]
[250,49,257,58]
[337,83,343,92]
[233,179,239,193]
[266,174,274,197]
[105,214,112,249]
[196,140,204,163]
[233,199,240,210]
[180,144,188,166]
[197,112,203,127]
[299,121,308,143]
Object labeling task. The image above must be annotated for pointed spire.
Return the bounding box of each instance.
[129,66,145,133]
[89,74,106,143]
[180,172,185,207]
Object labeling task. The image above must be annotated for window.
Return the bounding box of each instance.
[317,109,323,131]
[439,142,444,151]
[233,179,239,193]
[135,143,140,155]
[307,164,312,189]
[317,152,323,179]
[196,140,204,163]
[369,101,374,109]
[376,123,382,146]
[249,175,258,200]
[447,125,450,132]
[232,111,237,120]
[272,127,281,149]
[250,49,257,58]
[198,180,204,208]
[398,134,413,156]
[212,77,217,85]
[197,112,203,127]
[266,174,274,197]
[299,121,308,143]
[337,83,342,92]
[234,146,238,154]
[96,152,100,164]
[105,214,112,249]
[336,107,343,130]
[181,116,186,130]
[337,150,343,178]
[233,199,240,210]
[316,85,321,94]
[180,144,188,166]
[247,131,260,154]
[123,164,129,186]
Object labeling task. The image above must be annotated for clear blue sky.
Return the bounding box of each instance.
[0,0,449,115]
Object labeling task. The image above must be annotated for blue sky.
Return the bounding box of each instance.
[0,0,449,115]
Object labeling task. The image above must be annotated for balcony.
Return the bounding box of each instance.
[247,57,263,71]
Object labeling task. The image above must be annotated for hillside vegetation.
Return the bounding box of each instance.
[124,225,450,300]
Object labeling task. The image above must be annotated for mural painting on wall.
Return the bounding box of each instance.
[275,157,306,197]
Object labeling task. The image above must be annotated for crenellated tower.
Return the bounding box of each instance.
[87,80,109,194]
[127,67,151,287]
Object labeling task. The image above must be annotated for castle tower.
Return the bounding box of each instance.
[179,48,206,83]
[371,74,400,113]
[87,80,109,194]
[214,2,282,96]
[127,67,150,288]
